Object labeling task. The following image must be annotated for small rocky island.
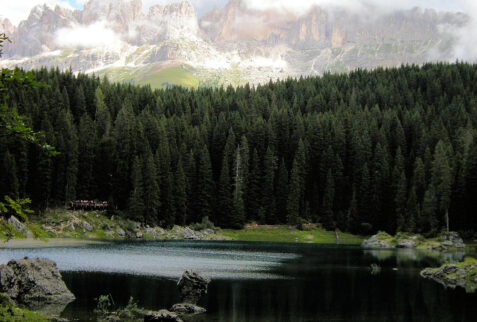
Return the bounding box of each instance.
[421,257,477,293]
[145,270,210,322]
[362,231,465,250]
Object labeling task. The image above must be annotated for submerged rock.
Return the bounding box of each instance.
[0,257,75,305]
[170,303,206,314]
[7,216,26,233]
[177,270,210,305]
[144,310,183,322]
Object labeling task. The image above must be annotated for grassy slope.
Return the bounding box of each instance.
[222,226,364,244]
[136,66,199,88]
[0,305,49,322]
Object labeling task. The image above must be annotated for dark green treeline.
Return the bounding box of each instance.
[1,63,477,234]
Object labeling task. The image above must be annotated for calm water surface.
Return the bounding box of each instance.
[0,241,476,321]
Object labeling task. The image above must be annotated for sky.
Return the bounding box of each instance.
[0,0,468,26]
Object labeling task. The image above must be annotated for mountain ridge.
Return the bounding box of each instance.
[0,0,466,87]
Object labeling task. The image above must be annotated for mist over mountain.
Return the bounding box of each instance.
[0,0,469,87]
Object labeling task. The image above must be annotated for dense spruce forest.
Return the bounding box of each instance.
[1,63,477,235]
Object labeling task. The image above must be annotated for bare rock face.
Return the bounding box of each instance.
[0,18,15,35]
[177,270,210,304]
[0,257,75,305]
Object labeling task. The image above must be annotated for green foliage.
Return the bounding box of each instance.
[370,263,382,275]
[96,294,114,314]
[0,291,48,322]
[189,216,216,231]
[0,196,32,222]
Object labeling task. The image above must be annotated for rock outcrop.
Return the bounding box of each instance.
[0,257,75,305]
[440,231,465,248]
[177,270,210,305]
[361,232,394,248]
[7,216,27,233]
[396,236,418,248]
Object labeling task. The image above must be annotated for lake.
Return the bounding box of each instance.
[0,241,476,321]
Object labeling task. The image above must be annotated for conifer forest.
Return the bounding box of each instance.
[1,63,477,235]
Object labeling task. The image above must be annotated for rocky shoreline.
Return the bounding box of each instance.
[1,210,229,244]
[420,257,477,293]
[361,231,466,251]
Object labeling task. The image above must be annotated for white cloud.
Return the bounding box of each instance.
[242,0,466,16]
[445,0,477,62]
[0,0,74,26]
[54,21,124,50]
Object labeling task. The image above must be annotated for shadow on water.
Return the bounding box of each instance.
[2,241,477,321]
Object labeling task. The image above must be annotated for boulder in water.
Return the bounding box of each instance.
[0,257,75,305]
[144,310,183,322]
[170,303,206,314]
[177,270,210,304]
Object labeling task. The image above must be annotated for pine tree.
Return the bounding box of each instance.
[142,152,160,226]
[0,151,19,199]
[128,157,145,221]
[246,148,261,221]
[395,172,408,232]
[173,159,187,226]
[276,158,289,224]
[322,169,335,229]
[195,145,214,223]
[231,144,246,228]
[406,186,418,233]
[422,184,438,234]
[77,113,97,199]
[217,154,233,227]
[431,140,453,232]
[262,146,276,223]
[287,157,301,226]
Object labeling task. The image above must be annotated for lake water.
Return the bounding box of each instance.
[0,241,476,321]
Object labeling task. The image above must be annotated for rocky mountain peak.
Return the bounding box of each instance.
[148,0,196,20]
[139,0,199,43]
[82,0,143,32]
[0,18,15,35]
[7,4,77,57]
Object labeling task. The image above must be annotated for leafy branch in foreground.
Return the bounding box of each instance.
[0,34,58,242]
[0,196,33,222]
[0,34,56,155]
